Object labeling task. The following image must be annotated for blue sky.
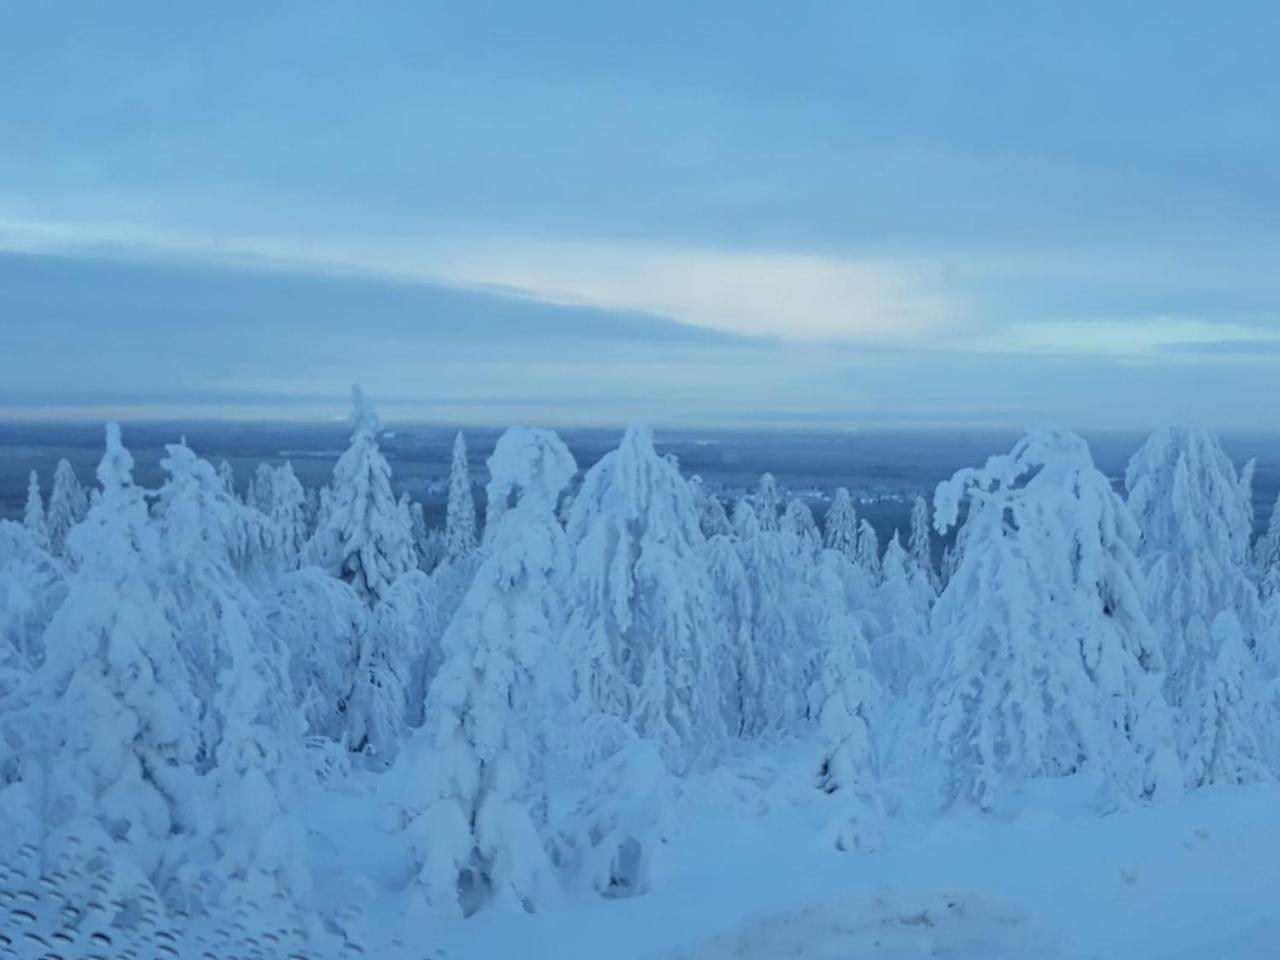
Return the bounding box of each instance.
[1,2,1278,428]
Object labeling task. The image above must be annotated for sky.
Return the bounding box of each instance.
[1,1,1278,429]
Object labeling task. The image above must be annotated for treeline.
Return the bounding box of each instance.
[2,387,1279,931]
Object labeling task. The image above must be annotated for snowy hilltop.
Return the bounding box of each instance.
[3,390,1280,959]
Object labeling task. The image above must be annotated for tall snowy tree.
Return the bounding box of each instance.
[2,426,205,899]
[1125,427,1268,763]
[870,532,933,697]
[1255,493,1280,590]
[308,386,416,604]
[810,612,883,853]
[823,487,860,558]
[565,425,728,772]
[400,426,579,915]
[909,495,938,588]
[855,518,881,577]
[45,458,89,557]
[781,497,821,554]
[0,521,64,692]
[22,470,47,547]
[151,441,309,908]
[753,472,781,533]
[692,476,733,539]
[1181,612,1274,787]
[929,429,1181,810]
[248,461,309,569]
[445,431,479,560]
[218,459,237,498]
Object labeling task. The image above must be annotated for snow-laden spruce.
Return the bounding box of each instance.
[400,427,581,915]
[753,472,782,533]
[248,460,310,570]
[23,470,47,548]
[307,385,416,604]
[150,441,310,909]
[781,497,821,555]
[823,487,859,559]
[0,520,64,694]
[909,495,939,589]
[928,428,1181,810]
[566,425,728,773]
[445,430,479,560]
[46,458,89,556]
[870,532,935,698]
[1125,427,1272,782]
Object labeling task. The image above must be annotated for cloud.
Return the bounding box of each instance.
[0,216,961,343]
[977,317,1280,358]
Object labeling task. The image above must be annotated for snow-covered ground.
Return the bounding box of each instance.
[298,752,1280,960]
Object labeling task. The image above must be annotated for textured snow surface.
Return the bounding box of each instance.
[273,756,1280,960]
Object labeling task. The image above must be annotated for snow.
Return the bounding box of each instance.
[5,412,1280,959]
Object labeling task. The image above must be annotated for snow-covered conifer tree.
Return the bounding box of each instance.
[823,487,860,559]
[445,431,478,560]
[909,494,938,586]
[929,429,1180,810]
[248,461,309,569]
[1181,612,1274,787]
[308,386,416,604]
[45,458,88,556]
[0,521,64,691]
[400,426,579,914]
[1125,428,1266,751]
[871,533,933,697]
[267,568,366,741]
[22,471,47,546]
[566,425,727,772]
[753,472,781,533]
[6,425,205,896]
[218,459,237,497]
[811,616,882,852]
[782,497,821,554]
[855,518,881,577]
[151,441,308,907]
[692,476,733,539]
[1255,493,1280,589]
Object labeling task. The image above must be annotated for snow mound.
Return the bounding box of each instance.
[672,891,1072,960]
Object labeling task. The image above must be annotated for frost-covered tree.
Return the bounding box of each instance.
[1181,612,1274,787]
[401,426,579,915]
[218,459,237,497]
[929,429,1181,810]
[811,616,883,853]
[1125,428,1266,747]
[22,470,47,546]
[308,386,416,604]
[781,497,821,554]
[823,487,860,559]
[909,495,938,587]
[1255,493,1280,589]
[150,441,308,908]
[445,431,478,560]
[566,425,728,772]
[753,472,781,533]
[855,518,881,577]
[45,458,88,556]
[871,533,933,697]
[0,521,64,692]
[2,425,204,898]
[267,568,366,742]
[248,461,309,569]
[692,476,733,539]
